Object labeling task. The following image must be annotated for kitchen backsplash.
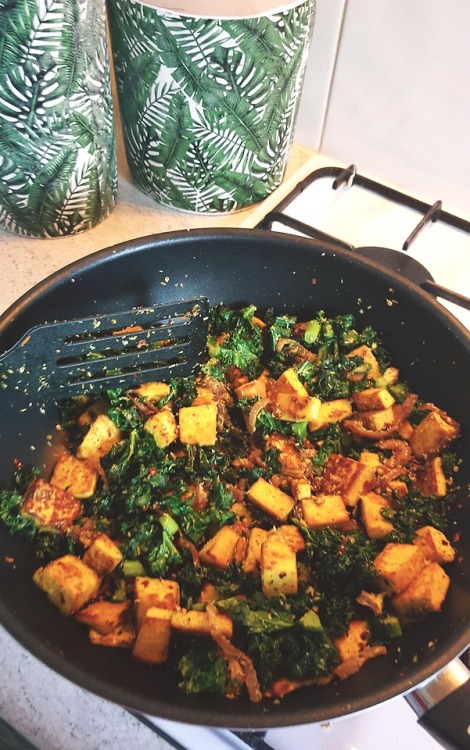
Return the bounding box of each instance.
[294,0,470,218]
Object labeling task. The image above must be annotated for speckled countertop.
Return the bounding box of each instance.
[0,126,333,749]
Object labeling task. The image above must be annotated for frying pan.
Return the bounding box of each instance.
[0,229,468,745]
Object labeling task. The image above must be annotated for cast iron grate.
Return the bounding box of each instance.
[257,164,470,312]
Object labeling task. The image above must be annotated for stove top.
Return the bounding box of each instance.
[258,164,470,330]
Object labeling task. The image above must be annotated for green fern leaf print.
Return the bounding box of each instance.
[108,0,316,213]
[0,0,116,236]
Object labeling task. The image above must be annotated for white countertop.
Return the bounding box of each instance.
[0,135,335,750]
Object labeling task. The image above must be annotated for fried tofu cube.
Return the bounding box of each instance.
[333,619,370,662]
[199,525,242,569]
[410,410,459,459]
[50,452,98,499]
[271,391,321,423]
[22,478,82,529]
[243,527,269,575]
[275,368,309,397]
[261,536,298,597]
[359,451,381,467]
[391,563,450,625]
[192,385,216,406]
[413,526,456,564]
[144,408,177,448]
[308,399,352,431]
[352,388,395,411]
[247,477,295,522]
[130,381,171,403]
[361,492,394,539]
[33,554,100,616]
[83,533,122,576]
[291,478,312,502]
[134,577,180,631]
[347,345,381,380]
[235,377,267,401]
[132,606,173,663]
[77,414,121,462]
[362,406,395,431]
[301,494,349,530]
[418,456,447,497]
[89,622,136,648]
[321,454,375,507]
[373,543,426,593]
[75,600,131,634]
[171,609,233,639]
[270,525,306,552]
[178,403,217,445]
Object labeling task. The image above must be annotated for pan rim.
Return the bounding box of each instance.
[0,226,468,728]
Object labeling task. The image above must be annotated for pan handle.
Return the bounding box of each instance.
[406,656,470,750]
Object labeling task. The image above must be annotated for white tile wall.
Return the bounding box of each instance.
[295,0,470,218]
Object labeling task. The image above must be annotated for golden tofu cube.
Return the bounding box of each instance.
[301,494,349,530]
[361,492,394,539]
[89,622,136,648]
[275,368,309,397]
[50,452,98,499]
[352,387,395,411]
[333,619,370,662]
[83,533,123,576]
[235,378,267,401]
[271,391,321,423]
[347,345,381,380]
[308,399,352,431]
[397,419,414,440]
[321,454,375,507]
[418,456,447,497]
[270,525,306,552]
[247,477,295,522]
[261,536,298,598]
[76,600,131,634]
[132,606,173,664]
[192,385,216,406]
[77,414,121,462]
[291,478,312,501]
[414,526,456,564]
[359,451,381,467]
[171,608,233,639]
[410,410,459,459]
[362,406,395,431]
[33,554,101,616]
[391,563,450,625]
[144,408,177,448]
[199,525,242,569]
[373,543,427,593]
[134,577,180,631]
[178,403,217,445]
[243,527,269,575]
[130,381,171,403]
[22,478,82,529]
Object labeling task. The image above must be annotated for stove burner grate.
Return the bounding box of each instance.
[258,164,470,312]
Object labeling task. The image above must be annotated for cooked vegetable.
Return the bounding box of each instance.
[0,304,461,703]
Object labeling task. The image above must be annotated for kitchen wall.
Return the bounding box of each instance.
[294,0,470,218]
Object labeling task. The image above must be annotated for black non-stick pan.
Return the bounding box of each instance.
[0,229,468,746]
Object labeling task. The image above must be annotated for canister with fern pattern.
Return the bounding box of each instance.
[0,0,117,237]
[108,0,316,213]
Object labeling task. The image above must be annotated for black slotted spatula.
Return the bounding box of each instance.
[0,297,209,400]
